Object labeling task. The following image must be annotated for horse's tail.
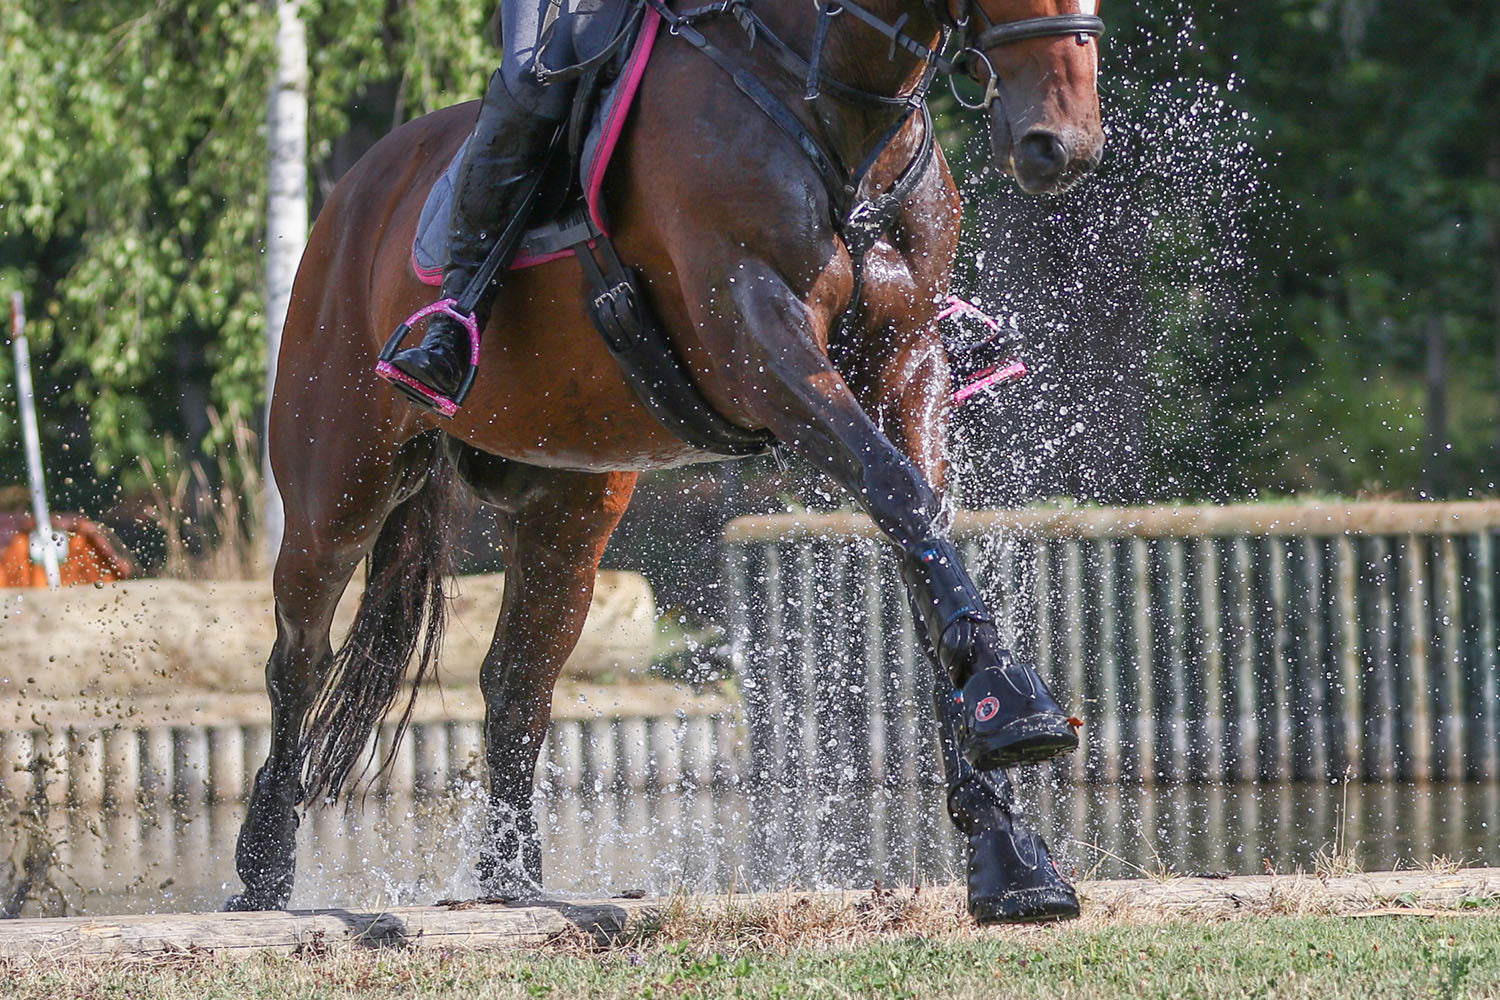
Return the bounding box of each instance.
[299,450,456,804]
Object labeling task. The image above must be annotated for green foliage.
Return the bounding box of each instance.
[0,2,273,482]
[1,0,1497,508]
[1134,0,1500,495]
[0,0,497,502]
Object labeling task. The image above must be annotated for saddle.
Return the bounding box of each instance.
[398,0,1023,445]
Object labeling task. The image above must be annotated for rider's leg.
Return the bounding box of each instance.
[389,0,575,399]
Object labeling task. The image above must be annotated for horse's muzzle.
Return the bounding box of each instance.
[991,112,1105,195]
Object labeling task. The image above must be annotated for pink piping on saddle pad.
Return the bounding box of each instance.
[413,237,593,287]
[584,6,663,233]
[412,249,443,287]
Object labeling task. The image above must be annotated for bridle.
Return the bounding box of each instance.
[801,0,1104,110]
[953,12,1105,109]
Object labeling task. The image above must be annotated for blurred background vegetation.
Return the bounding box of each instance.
[0,0,1497,585]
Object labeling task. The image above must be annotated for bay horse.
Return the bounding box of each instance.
[230,0,1105,922]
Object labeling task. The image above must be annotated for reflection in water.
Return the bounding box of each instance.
[23,779,1500,916]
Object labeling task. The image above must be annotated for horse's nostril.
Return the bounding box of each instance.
[1016,132,1068,178]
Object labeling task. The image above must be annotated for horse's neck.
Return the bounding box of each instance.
[756,0,942,155]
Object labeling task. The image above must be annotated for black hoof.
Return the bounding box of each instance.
[958,651,1078,770]
[951,776,1081,926]
[961,712,1079,771]
[223,890,287,913]
[970,883,1081,925]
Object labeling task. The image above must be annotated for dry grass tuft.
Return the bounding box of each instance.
[1314,844,1364,881]
[1412,854,1464,875]
[616,884,977,956]
[138,407,264,581]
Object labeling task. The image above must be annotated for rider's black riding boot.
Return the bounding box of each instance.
[934,684,1080,924]
[389,76,558,401]
[904,538,1078,770]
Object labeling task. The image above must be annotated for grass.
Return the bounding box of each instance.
[2,888,1499,999]
[0,914,1497,999]
[138,407,264,581]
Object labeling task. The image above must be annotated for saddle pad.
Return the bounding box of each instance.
[412,6,662,285]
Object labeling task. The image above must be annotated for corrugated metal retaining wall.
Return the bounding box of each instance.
[0,713,741,809]
[723,502,1500,786]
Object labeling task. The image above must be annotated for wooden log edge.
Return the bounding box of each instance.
[0,869,1495,961]
[722,501,1500,544]
[0,897,665,960]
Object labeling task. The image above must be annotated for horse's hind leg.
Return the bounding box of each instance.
[447,444,637,897]
[228,433,437,911]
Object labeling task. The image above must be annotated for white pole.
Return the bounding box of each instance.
[263,0,309,564]
[9,292,61,589]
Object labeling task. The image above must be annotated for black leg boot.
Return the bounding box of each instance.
[951,770,1080,923]
[387,72,560,406]
[934,684,1080,924]
[903,538,1079,770]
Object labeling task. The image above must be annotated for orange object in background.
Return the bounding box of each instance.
[0,513,135,587]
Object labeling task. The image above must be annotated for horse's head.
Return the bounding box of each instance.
[957,0,1106,193]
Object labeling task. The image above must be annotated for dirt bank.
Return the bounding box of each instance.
[0,572,656,699]
[0,868,1493,960]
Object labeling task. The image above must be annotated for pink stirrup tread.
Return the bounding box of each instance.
[375,298,481,415]
[940,296,1027,406]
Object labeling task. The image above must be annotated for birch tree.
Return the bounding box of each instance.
[263,0,310,559]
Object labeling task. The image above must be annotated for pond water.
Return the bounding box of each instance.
[15,779,1498,917]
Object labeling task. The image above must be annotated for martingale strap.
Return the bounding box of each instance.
[643,0,939,248]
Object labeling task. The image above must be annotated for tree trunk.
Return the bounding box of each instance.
[262,0,309,563]
[1490,127,1500,469]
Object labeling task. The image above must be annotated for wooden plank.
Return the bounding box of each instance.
[1081,868,1500,919]
[722,502,1500,544]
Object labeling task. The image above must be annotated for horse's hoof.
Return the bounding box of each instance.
[958,651,1078,770]
[956,780,1080,926]
[223,888,289,912]
[970,883,1081,925]
[961,713,1079,770]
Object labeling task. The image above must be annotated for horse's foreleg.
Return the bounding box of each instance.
[845,310,1079,923]
[459,456,638,898]
[703,266,1075,771]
